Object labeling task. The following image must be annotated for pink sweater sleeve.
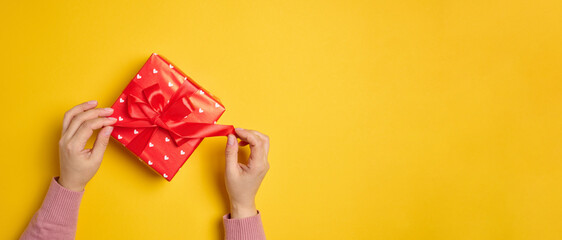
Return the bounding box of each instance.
[223,211,266,240]
[20,177,83,240]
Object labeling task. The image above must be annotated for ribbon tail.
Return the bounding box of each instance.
[168,123,235,145]
[125,127,158,156]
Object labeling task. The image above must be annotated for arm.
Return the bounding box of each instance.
[19,177,83,240]
[20,100,116,240]
[223,128,270,240]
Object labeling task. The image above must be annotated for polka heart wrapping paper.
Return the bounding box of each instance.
[110,53,235,181]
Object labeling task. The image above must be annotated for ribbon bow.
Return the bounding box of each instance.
[113,80,235,156]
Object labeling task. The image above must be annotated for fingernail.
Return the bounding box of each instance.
[227,134,236,145]
[104,108,114,112]
[235,128,243,131]
[88,100,98,105]
[107,117,117,121]
[104,126,114,136]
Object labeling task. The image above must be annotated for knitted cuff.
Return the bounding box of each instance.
[223,211,266,240]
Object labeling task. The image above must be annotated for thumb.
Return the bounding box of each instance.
[91,126,113,161]
[225,134,239,172]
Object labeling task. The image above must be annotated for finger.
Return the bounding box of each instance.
[70,117,117,151]
[225,134,240,173]
[250,130,270,158]
[234,128,266,164]
[234,128,262,148]
[250,130,269,141]
[64,108,114,139]
[91,126,114,161]
[62,100,98,134]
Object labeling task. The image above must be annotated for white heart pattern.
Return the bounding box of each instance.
[213,121,217,124]
[149,142,154,147]
[153,68,158,74]
[169,64,173,69]
[199,108,204,113]
[117,135,123,139]
[180,150,185,155]
[165,137,170,142]
[148,160,153,165]
[119,98,125,103]
[168,82,173,87]
[164,155,169,160]
[199,90,204,94]
[134,129,139,134]
[118,116,123,121]
[137,74,141,79]
[163,173,168,178]
[215,103,220,108]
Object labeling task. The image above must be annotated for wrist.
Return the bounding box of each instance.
[57,176,85,192]
[230,201,257,219]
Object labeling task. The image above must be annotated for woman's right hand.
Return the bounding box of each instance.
[224,128,270,218]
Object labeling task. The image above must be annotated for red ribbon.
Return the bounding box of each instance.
[113,80,234,156]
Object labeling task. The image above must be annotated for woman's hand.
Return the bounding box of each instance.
[224,128,270,218]
[57,100,117,191]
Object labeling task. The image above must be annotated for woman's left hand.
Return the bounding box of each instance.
[57,100,117,191]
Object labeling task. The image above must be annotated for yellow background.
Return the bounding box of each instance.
[1,0,561,239]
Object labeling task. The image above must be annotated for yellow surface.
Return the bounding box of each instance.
[1,0,561,239]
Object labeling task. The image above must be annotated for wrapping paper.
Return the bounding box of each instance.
[110,53,234,181]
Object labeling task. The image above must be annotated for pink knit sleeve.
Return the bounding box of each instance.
[223,211,266,240]
[20,177,84,240]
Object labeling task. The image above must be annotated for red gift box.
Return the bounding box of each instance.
[110,53,234,181]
